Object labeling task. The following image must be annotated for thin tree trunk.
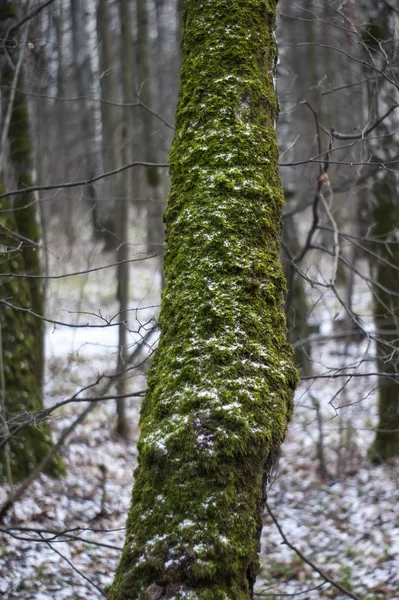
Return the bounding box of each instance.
[282,209,312,376]
[70,0,99,239]
[110,1,297,597]
[52,8,74,246]
[136,0,165,257]
[114,0,136,440]
[96,0,120,249]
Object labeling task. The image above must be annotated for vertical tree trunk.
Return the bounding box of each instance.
[114,0,136,440]
[0,1,64,481]
[365,3,399,462]
[70,0,99,239]
[136,0,165,257]
[281,209,312,376]
[371,172,399,461]
[52,6,74,246]
[96,0,120,249]
[110,1,297,597]
[97,0,118,176]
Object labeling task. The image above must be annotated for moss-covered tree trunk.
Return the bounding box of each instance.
[110,1,297,598]
[365,3,399,463]
[0,2,64,481]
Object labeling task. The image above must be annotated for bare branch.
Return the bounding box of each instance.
[0,160,169,201]
[265,503,363,600]
[8,0,57,36]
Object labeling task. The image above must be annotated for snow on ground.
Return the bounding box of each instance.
[0,233,398,599]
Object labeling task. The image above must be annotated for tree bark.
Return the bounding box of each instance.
[70,0,99,240]
[364,3,399,462]
[136,0,164,256]
[96,0,120,249]
[114,0,136,440]
[371,173,399,461]
[110,1,297,598]
[0,1,64,481]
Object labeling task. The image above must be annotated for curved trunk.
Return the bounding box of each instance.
[110,1,297,598]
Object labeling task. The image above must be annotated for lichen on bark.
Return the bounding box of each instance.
[110,1,297,598]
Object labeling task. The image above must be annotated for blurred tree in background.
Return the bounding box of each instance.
[0,1,63,482]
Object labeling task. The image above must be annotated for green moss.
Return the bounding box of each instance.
[10,82,45,383]
[0,192,64,481]
[147,166,161,188]
[362,20,388,49]
[0,2,17,21]
[110,1,297,598]
[0,4,64,480]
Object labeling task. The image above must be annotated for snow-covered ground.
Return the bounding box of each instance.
[0,233,398,599]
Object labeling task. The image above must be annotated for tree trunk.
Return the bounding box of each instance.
[371,172,399,462]
[365,3,399,462]
[0,2,64,481]
[70,0,99,240]
[136,0,165,257]
[51,7,74,245]
[114,0,136,440]
[110,1,297,597]
[96,0,120,249]
[281,208,312,377]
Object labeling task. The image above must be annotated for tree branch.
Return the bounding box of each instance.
[265,503,363,600]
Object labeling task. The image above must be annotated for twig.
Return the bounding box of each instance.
[0,299,125,328]
[8,0,57,36]
[0,254,158,279]
[0,161,169,201]
[0,326,157,451]
[301,371,399,380]
[2,86,175,130]
[1,525,122,550]
[265,502,363,600]
[44,539,107,597]
[0,325,156,519]
[318,191,339,285]
[0,402,95,521]
[254,581,328,596]
[0,325,12,488]
[330,104,399,140]
[309,392,333,481]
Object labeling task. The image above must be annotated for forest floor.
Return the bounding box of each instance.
[0,228,398,600]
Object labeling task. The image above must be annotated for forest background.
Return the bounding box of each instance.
[0,0,398,599]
